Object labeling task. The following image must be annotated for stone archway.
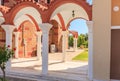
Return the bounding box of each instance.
[17,21,37,58]
[50,3,90,31]
[49,20,63,52]
[49,2,93,79]
[12,7,42,58]
[13,7,42,26]
[0,0,94,80]
[47,0,92,22]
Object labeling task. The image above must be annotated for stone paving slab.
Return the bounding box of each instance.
[1,71,89,81]
[6,49,89,81]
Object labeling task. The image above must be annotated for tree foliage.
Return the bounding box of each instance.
[78,33,88,48]
[68,35,73,47]
[68,33,88,48]
[0,45,15,81]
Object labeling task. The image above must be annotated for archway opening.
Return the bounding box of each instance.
[68,18,88,61]
[47,2,91,80]
[47,19,90,80]
[2,1,93,81]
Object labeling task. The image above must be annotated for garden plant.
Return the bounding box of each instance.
[0,45,15,81]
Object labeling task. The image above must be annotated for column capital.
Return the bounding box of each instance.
[62,31,68,35]
[86,21,93,25]
[36,31,42,36]
[1,25,16,33]
[86,21,93,33]
[13,32,20,35]
[39,23,52,34]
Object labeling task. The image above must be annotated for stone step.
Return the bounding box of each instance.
[0,71,89,81]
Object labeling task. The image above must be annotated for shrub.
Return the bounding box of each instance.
[0,45,15,81]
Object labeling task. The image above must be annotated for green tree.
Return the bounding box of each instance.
[68,35,73,47]
[85,33,88,41]
[77,33,88,48]
[0,45,15,81]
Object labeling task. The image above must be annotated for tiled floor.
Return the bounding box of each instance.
[10,49,89,81]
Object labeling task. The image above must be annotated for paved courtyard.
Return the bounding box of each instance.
[10,49,89,81]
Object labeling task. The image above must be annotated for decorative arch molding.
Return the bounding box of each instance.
[13,14,40,31]
[13,7,42,24]
[49,15,62,28]
[14,15,34,29]
[69,30,78,38]
[17,20,32,31]
[66,17,88,30]
[26,14,41,31]
[57,13,66,31]
[9,2,42,24]
[0,11,5,24]
[49,0,92,21]
[49,19,60,27]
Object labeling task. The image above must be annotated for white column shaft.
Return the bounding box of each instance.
[1,25,15,70]
[73,38,76,51]
[73,38,77,51]
[36,32,42,60]
[86,21,93,81]
[62,31,67,62]
[39,23,52,75]
[5,32,12,70]
[14,32,20,58]
[62,34,65,61]
[42,33,48,74]
[75,38,78,50]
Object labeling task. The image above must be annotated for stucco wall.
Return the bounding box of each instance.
[93,0,111,80]
[112,0,120,26]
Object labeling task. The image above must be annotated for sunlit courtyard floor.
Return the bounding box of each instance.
[10,49,89,81]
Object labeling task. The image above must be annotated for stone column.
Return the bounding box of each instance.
[62,31,67,62]
[75,38,78,50]
[39,23,52,75]
[13,32,20,58]
[73,37,76,51]
[86,21,93,81]
[73,37,77,51]
[1,25,15,70]
[36,31,42,60]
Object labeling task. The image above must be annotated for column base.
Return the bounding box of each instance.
[93,79,110,81]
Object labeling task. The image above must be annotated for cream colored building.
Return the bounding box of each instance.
[1,0,120,81]
[93,0,120,81]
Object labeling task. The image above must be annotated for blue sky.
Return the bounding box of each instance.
[69,19,88,35]
[87,0,92,5]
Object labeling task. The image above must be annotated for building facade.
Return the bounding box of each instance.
[3,0,119,81]
[1,0,120,81]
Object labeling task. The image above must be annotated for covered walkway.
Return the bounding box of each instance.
[10,49,88,81]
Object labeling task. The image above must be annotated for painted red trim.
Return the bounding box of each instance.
[48,0,92,21]
[17,20,28,31]
[17,14,41,31]
[7,1,43,24]
[2,0,92,24]
[57,13,66,31]
[26,14,41,31]
[69,30,78,38]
